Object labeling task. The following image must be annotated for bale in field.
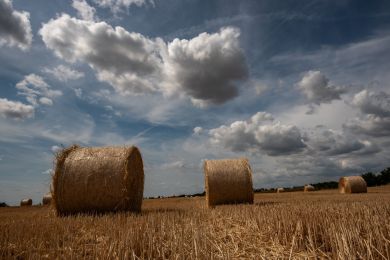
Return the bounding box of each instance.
[339,176,367,194]
[304,185,315,192]
[277,188,285,193]
[42,193,52,205]
[204,158,254,207]
[53,145,144,215]
[20,198,32,207]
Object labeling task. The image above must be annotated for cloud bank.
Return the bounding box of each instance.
[39,15,248,106]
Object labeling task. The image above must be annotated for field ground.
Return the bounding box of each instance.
[1,186,390,259]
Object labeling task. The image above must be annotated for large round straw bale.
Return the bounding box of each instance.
[277,188,284,193]
[53,145,144,215]
[20,198,32,206]
[304,185,315,192]
[204,158,254,207]
[339,176,367,194]
[42,193,52,205]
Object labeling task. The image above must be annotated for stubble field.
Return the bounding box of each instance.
[1,185,390,259]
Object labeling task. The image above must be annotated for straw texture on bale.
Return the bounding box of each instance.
[204,158,254,207]
[339,176,367,194]
[304,185,315,192]
[277,188,285,193]
[42,193,52,205]
[53,145,144,215]
[20,198,32,207]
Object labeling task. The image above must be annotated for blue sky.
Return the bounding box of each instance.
[1,0,390,205]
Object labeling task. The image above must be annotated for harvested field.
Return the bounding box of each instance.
[1,185,390,259]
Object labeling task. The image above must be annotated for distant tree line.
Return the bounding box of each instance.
[0,202,9,207]
[312,167,390,190]
[255,167,390,193]
[361,167,390,187]
[3,168,389,204]
[147,167,390,198]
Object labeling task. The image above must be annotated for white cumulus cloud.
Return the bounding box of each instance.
[209,112,306,156]
[40,14,162,95]
[193,126,203,135]
[43,65,85,82]
[72,0,97,21]
[93,0,150,14]
[39,15,249,107]
[15,74,62,106]
[0,98,34,119]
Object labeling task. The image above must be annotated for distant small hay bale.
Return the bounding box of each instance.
[53,145,144,215]
[277,188,285,193]
[339,176,367,194]
[304,185,315,192]
[204,158,254,207]
[42,193,52,205]
[20,198,32,207]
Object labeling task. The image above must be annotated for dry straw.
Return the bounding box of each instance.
[42,193,52,205]
[339,176,367,194]
[277,188,285,193]
[52,145,144,215]
[20,198,32,207]
[304,185,315,192]
[204,158,254,207]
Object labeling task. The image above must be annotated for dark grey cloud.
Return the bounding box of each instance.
[162,27,248,107]
[0,98,34,119]
[0,0,32,49]
[307,128,380,156]
[352,90,390,117]
[345,115,390,137]
[275,154,360,179]
[209,112,306,156]
[298,70,345,105]
[345,89,390,137]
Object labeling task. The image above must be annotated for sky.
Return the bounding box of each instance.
[1,0,390,205]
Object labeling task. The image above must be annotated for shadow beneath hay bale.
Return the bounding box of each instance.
[141,208,186,215]
[254,201,281,207]
[56,209,143,218]
[206,202,255,209]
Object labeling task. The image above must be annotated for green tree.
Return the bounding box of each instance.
[361,172,378,187]
[378,168,390,185]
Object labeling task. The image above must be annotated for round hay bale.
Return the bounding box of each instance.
[42,193,52,205]
[53,145,144,215]
[204,158,254,207]
[339,176,367,194]
[20,198,32,207]
[304,185,315,192]
[276,187,284,193]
